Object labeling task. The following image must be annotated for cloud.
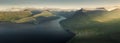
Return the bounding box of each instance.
[0,0,120,8]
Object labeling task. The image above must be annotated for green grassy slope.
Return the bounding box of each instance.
[14,11,57,24]
[60,9,120,43]
[0,11,32,22]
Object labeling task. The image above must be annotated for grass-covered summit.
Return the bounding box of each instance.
[0,11,58,24]
[14,11,57,24]
[0,11,32,22]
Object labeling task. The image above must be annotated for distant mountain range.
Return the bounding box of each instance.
[0,6,119,11]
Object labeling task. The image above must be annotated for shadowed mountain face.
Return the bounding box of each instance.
[31,10,42,15]
[51,11,75,18]
[60,9,120,43]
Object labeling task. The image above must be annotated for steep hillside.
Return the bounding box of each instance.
[33,11,55,18]
[60,9,120,43]
[0,11,32,22]
[14,11,59,24]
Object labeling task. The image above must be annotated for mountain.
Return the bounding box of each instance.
[0,11,32,22]
[14,11,59,24]
[60,8,120,43]
[33,11,55,18]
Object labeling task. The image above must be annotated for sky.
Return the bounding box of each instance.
[0,0,120,9]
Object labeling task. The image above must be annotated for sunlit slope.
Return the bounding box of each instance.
[0,11,32,22]
[33,11,55,18]
[60,9,120,43]
[93,9,120,22]
[0,11,58,24]
[14,11,58,24]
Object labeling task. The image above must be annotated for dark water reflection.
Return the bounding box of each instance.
[0,16,74,43]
